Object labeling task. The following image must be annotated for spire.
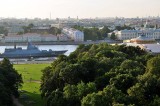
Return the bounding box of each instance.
[144,20,148,29]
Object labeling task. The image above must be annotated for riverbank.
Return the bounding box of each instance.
[0,40,122,46]
[0,41,80,46]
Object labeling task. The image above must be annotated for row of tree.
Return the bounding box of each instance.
[18,23,61,35]
[40,43,160,106]
[115,25,135,31]
[0,26,8,36]
[0,58,22,106]
[73,25,135,41]
[72,25,112,41]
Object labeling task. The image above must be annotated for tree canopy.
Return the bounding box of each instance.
[115,25,135,31]
[0,26,8,36]
[0,58,23,106]
[40,43,160,106]
[72,25,112,41]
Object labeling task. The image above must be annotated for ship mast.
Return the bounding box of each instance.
[14,42,16,49]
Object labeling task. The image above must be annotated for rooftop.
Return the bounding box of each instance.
[131,35,155,41]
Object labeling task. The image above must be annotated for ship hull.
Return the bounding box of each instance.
[0,50,67,59]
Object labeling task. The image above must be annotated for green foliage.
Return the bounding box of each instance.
[46,89,66,106]
[81,85,127,106]
[72,25,112,41]
[110,32,116,40]
[115,25,135,31]
[146,57,160,75]
[17,31,24,35]
[149,96,160,106]
[110,74,135,93]
[0,58,23,106]
[120,60,142,70]
[0,26,8,35]
[81,92,108,106]
[63,82,96,106]
[49,27,61,35]
[40,43,160,106]
[22,23,34,33]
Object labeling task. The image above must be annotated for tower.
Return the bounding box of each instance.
[50,12,51,20]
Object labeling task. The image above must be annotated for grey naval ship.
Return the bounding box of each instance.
[0,42,67,58]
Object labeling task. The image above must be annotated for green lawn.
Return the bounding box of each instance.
[14,64,50,106]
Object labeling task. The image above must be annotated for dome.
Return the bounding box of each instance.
[130,35,156,44]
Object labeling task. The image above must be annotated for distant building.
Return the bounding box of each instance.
[57,34,68,41]
[130,35,156,44]
[109,29,160,40]
[123,35,160,54]
[7,26,24,33]
[23,33,41,42]
[110,22,160,40]
[41,34,57,42]
[62,27,84,42]
[5,35,23,42]
[31,27,50,33]
[51,24,63,29]
[0,34,5,41]
[4,33,58,42]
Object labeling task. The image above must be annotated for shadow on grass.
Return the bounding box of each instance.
[19,90,46,106]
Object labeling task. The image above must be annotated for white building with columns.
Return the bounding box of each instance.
[110,21,160,40]
[111,29,160,40]
[62,27,84,42]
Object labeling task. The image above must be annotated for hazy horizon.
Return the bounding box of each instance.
[0,0,160,19]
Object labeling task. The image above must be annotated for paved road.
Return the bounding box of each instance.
[12,95,24,106]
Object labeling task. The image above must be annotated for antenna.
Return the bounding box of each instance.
[50,12,51,20]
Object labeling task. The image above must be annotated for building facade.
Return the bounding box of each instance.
[41,34,57,42]
[62,27,84,42]
[4,33,58,42]
[113,29,160,40]
[57,34,68,41]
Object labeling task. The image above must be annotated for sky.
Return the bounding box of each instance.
[0,0,160,19]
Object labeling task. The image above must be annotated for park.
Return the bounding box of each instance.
[14,64,50,106]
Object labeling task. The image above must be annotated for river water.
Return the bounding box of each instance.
[0,45,78,62]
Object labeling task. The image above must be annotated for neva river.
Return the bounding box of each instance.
[0,45,78,62]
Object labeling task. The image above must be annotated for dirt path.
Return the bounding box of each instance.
[26,80,41,83]
[12,95,24,106]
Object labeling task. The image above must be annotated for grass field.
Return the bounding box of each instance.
[14,64,50,106]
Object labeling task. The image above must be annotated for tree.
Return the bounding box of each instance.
[0,58,23,106]
[110,74,135,93]
[115,25,135,31]
[28,23,34,28]
[82,86,128,106]
[149,96,160,106]
[22,23,34,33]
[146,57,160,75]
[40,43,152,106]
[63,82,96,106]
[72,25,112,41]
[110,33,116,40]
[100,26,111,38]
[81,92,108,106]
[46,89,66,106]
[49,27,61,35]
[0,26,8,36]
[77,82,97,99]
